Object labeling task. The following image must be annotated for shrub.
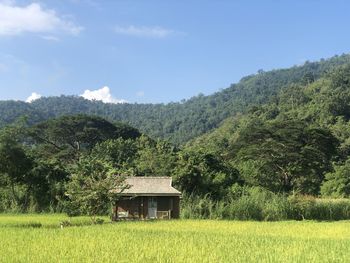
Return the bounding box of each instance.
[310,199,350,220]
[181,193,218,219]
[181,187,350,221]
[60,220,72,228]
[288,195,316,220]
[95,218,105,225]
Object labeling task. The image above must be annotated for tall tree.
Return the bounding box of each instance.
[321,159,350,198]
[174,149,241,199]
[65,155,128,222]
[232,120,338,194]
[0,123,33,210]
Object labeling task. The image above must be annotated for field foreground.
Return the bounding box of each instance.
[0,214,349,262]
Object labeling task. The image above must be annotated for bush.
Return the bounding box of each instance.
[95,218,105,225]
[262,195,291,221]
[288,195,316,220]
[60,220,72,228]
[227,187,292,221]
[227,195,263,220]
[321,159,350,198]
[310,199,350,220]
[181,193,219,219]
[181,187,350,221]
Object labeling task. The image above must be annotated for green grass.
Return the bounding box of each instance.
[0,214,107,228]
[0,214,349,262]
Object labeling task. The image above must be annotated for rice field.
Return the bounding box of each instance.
[0,214,349,262]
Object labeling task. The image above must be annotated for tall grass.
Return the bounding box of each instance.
[181,187,350,221]
[0,214,108,229]
[1,215,350,262]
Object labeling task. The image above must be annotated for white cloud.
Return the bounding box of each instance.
[0,2,83,36]
[114,25,175,38]
[26,92,41,103]
[80,86,127,104]
[41,35,60,41]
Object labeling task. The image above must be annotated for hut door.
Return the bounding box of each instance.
[148,197,157,219]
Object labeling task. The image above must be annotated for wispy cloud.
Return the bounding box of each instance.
[114,25,178,38]
[70,0,102,10]
[0,2,83,36]
[41,35,60,41]
[26,92,42,103]
[80,86,127,104]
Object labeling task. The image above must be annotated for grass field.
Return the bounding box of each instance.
[0,214,349,262]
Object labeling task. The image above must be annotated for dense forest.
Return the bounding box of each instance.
[1,54,350,220]
[1,54,350,144]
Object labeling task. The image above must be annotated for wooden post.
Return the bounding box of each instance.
[112,203,117,221]
[140,196,144,220]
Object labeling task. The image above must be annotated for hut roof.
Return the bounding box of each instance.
[119,177,181,196]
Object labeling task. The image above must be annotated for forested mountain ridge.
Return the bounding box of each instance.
[1,54,350,144]
[2,55,350,214]
[185,61,350,197]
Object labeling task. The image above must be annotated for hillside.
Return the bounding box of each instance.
[2,55,350,214]
[188,62,350,154]
[185,61,350,196]
[1,54,350,144]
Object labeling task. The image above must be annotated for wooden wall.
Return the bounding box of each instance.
[115,196,180,220]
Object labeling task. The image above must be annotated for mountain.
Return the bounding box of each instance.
[2,53,350,213]
[183,59,350,196]
[188,58,350,156]
[1,54,350,144]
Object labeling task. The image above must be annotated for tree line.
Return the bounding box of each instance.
[1,54,350,145]
[1,56,350,219]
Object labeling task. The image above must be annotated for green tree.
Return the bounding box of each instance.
[91,138,138,174]
[135,136,177,177]
[29,115,141,163]
[232,120,338,194]
[0,123,34,210]
[174,149,241,199]
[321,159,350,197]
[65,155,127,222]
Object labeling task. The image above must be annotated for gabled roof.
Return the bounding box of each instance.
[119,176,181,196]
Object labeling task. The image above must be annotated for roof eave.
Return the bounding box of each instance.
[119,193,181,197]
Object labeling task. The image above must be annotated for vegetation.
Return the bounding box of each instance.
[181,188,350,221]
[1,215,350,262]
[1,54,350,144]
[0,115,141,213]
[65,156,127,222]
[186,62,350,202]
[2,54,350,219]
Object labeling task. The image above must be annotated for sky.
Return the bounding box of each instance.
[1,0,350,104]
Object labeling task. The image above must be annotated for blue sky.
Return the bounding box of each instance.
[1,0,350,103]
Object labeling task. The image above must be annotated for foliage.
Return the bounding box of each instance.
[91,138,139,174]
[0,115,146,213]
[321,159,350,198]
[2,54,350,213]
[135,136,178,177]
[0,122,34,211]
[181,187,350,221]
[1,54,350,144]
[174,149,241,199]
[232,120,338,194]
[65,155,127,222]
[28,114,141,163]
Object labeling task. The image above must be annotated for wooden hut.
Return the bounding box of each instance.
[113,177,181,220]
